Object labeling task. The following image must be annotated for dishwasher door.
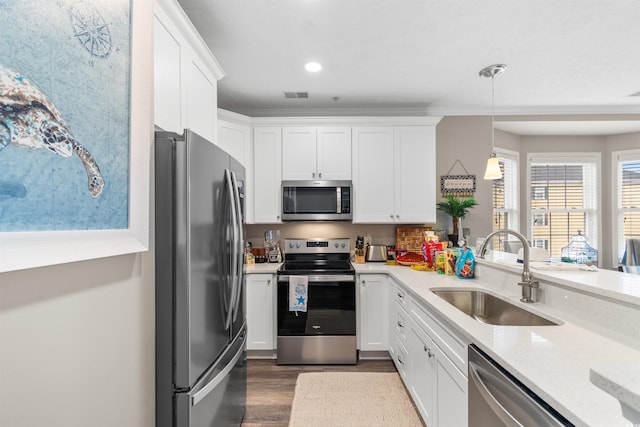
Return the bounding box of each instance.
[468,345,574,427]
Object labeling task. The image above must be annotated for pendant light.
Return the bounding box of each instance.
[479,64,507,180]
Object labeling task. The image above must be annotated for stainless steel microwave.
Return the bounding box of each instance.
[282,180,352,221]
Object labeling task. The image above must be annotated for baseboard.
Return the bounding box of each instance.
[247,349,277,359]
[359,350,391,360]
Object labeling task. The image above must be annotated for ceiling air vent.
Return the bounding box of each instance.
[284,91,309,99]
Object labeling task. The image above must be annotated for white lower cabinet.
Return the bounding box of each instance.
[408,317,467,427]
[386,279,468,427]
[245,274,275,351]
[408,319,436,426]
[358,274,389,352]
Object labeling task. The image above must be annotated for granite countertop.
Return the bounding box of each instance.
[354,261,640,427]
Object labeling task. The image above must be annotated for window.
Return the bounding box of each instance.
[492,149,519,250]
[533,213,548,226]
[527,153,600,260]
[533,239,549,250]
[613,150,640,263]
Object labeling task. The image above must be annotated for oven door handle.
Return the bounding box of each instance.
[278,275,355,283]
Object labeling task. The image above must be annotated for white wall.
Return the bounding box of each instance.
[0,1,155,426]
[0,253,155,427]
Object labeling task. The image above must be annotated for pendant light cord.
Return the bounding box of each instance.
[491,74,495,153]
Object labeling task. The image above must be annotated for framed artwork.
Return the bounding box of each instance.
[0,0,152,272]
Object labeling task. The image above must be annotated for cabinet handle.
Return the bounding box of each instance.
[267,279,271,285]
[424,345,434,358]
[318,172,322,178]
[362,280,366,285]
[397,321,404,328]
[397,355,404,365]
[396,215,400,219]
[312,172,316,178]
[397,292,404,299]
[390,214,394,219]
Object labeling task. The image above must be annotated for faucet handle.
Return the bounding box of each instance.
[518,280,539,289]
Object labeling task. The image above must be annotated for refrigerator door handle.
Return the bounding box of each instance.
[191,336,245,406]
[223,169,237,330]
[230,171,244,322]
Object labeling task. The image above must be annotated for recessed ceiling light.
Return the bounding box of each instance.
[305,62,322,72]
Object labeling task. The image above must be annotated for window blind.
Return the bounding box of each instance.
[528,156,599,260]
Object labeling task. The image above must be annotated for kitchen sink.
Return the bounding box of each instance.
[431,288,561,326]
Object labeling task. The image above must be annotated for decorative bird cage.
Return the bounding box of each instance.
[560,230,598,266]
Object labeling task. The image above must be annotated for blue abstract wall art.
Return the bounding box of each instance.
[0,0,131,232]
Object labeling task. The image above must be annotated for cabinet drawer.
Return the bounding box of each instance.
[395,339,409,380]
[392,301,410,343]
[392,281,408,307]
[409,299,467,373]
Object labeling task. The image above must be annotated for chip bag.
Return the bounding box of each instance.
[455,247,475,279]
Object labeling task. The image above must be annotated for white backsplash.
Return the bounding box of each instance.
[475,261,640,350]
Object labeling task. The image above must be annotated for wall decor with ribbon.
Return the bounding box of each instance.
[440,159,476,197]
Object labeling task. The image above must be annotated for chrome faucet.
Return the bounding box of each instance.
[477,229,539,303]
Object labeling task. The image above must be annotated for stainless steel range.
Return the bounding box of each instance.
[276,238,356,364]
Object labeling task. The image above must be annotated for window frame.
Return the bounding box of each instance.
[492,148,520,227]
[526,152,601,261]
[611,148,640,266]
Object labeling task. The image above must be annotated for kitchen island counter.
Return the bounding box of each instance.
[354,260,640,427]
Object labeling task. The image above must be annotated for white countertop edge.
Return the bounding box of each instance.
[590,365,640,419]
[354,263,640,427]
[244,263,282,274]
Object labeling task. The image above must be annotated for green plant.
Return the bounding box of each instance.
[437,196,478,235]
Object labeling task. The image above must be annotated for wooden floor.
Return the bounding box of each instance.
[241,358,398,427]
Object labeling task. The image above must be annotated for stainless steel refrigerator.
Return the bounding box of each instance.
[155,129,246,427]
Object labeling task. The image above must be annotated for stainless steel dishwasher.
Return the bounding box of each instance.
[468,345,574,427]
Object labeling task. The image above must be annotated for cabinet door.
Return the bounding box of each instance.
[153,8,183,132]
[253,127,282,223]
[246,274,275,350]
[434,343,468,427]
[282,127,317,180]
[394,126,436,223]
[358,275,389,351]
[317,127,351,180]
[408,320,436,427]
[217,120,250,167]
[185,53,217,142]
[352,127,395,223]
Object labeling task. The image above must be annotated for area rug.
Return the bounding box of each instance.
[288,372,423,427]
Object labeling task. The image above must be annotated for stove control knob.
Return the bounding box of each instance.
[289,242,294,249]
[296,242,301,248]
[334,243,339,248]
[341,243,346,248]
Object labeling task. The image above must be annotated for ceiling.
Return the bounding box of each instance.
[176,0,640,123]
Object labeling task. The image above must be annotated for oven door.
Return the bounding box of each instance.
[276,274,357,364]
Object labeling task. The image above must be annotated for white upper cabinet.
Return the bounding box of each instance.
[154,0,224,140]
[317,127,352,180]
[154,7,182,132]
[253,127,282,223]
[352,127,396,222]
[394,126,437,223]
[352,125,437,224]
[185,56,217,142]
[282,127,351,181]
[282,127,317,180]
